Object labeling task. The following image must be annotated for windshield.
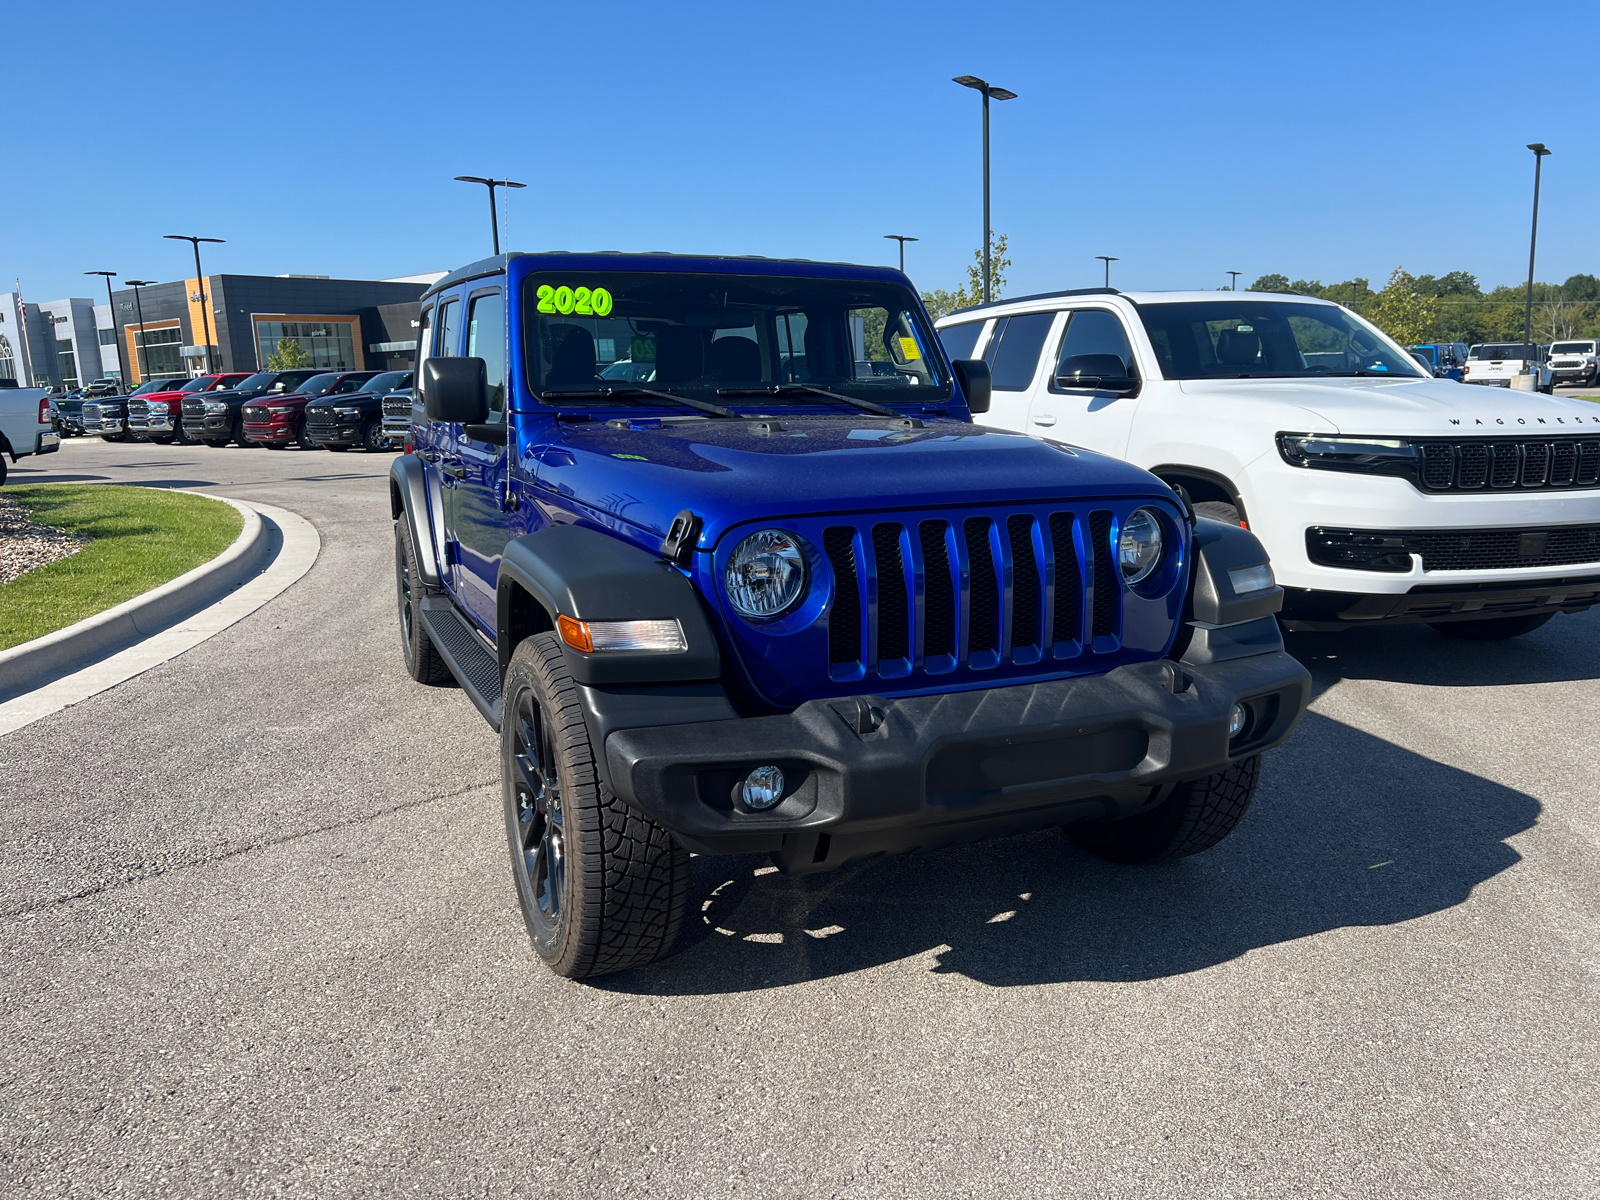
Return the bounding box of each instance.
[296,373,341,396]
[234,372,276,392]
[178,377,220,392]
[1551,342,1593,355]
[1137,300,1425,379]
[521,271,948,404]
[129,379,179,396]
[1470,344,1534,360]
[359,370,411,393]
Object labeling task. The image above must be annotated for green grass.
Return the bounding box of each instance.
[0,485,243,650]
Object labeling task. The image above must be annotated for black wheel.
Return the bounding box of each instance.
[361,419,390,452]
[233,422,251,449]
[174,422,201,447]
[395,520,452,685]
[295,424,320,451]
[503,632,689,978]
[1429,612,1555,640]
[1068,756,1260,864]
[0,456,7,486]
[259,441,286,450]
[1192,500,1242,525]
[325,444,350,452]
[202,438,229,448]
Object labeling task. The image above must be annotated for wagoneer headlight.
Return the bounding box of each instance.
[1117,508,1164,585]
[725,529,807,619]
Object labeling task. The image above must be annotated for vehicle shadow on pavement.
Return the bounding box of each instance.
[1285,610,1600,694]
[598,708,1537,993]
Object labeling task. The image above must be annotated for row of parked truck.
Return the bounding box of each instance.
[1405,338,1600,389]
[59,369,416,453]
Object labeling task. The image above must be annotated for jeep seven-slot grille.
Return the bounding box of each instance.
[1415,438,1600,492]
[820,504,1128,678]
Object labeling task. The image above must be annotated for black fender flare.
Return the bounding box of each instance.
[389,454,441,589]
[1148,464,1248,524]
[497,524,722,686]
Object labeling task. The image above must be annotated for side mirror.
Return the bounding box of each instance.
[423,357,488,424]
[1054,353,1140,395]
[952,358,991,414]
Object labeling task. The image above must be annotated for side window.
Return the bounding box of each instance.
[414,305,434,402]
[437,298,462,358]
[467,291,507,417]
[937,320,984,362]
[1053,310,1138,386]
[984,312,1054,391]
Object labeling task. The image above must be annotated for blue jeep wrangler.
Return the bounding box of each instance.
[390,252,1311,978]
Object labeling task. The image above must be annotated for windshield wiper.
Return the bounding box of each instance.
[539,386,739,419]
[716,383,898,417]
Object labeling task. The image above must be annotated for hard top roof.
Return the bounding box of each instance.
[423,251,909,300]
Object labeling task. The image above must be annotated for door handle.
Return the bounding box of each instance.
[442,461,466,479]
[1031,414,1057,427]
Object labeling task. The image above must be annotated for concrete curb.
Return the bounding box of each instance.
[0,494,267,703]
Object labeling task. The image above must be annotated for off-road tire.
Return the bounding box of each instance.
[1068,755,1260,864]
[1429,612,1554,640]
[295,425,320,451]
[361,419,389,453]
[1193,500,1242,525]
[502,632,689,979]
[395,520,451,685]
[174,422,201,447]
[233,424,252,449]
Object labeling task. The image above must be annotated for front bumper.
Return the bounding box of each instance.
[183,412,235,436]
[242,422,295,443]
[126,412,178,439]
[1282,575,1600,629]
[602,653,1310,871]
[306,422,362,445]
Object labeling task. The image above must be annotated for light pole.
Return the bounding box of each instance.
[126,279,157,384]
[1096,256,1118,288]
[952,76,1017,304]
[163,235,223,374]
[455,176,527,255]
[883,234,919,273]
[84,271,129,389]
[1523,143,1551,351]
[1227,271,1241,292]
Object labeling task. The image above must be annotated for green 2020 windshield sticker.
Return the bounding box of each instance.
[535,285,614,317]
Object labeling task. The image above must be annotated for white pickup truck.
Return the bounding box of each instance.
[1462,343,1554,393]
[937,289,1600,642]
[0,384,60,486]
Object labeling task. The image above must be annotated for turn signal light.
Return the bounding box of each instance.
[557,615,687,654]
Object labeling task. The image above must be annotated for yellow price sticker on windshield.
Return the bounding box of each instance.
[898,336,921,361]
[536,285,614,317]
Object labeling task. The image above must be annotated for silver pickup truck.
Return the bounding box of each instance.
[0,384,61,486]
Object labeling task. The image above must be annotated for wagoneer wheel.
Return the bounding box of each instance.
[394,521,451,685]
[501,633,689,979]
[1068,755,1260,864]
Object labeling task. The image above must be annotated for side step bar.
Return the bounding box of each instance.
[417,596,503,730]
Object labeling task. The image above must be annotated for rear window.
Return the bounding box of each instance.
[983,313,1054,391]
[937,321,985,362]
[1470,344,1533,360]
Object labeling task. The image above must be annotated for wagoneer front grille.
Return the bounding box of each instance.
[1416,439,1600,492]
[709,500,1186,706]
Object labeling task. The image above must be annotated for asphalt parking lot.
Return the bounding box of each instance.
[2,437,1597,1198]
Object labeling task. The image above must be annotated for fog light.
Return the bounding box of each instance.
[741,765,785,810]
[1229,703,1249,739]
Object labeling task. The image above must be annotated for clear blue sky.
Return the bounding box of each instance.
[4,0,1595,304]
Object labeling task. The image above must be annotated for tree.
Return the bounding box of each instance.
[1249,273,1292,293]
[265,337,311,369]
[920,234,1012,318]
[1369,267,1437,346]
[920,289,963,320]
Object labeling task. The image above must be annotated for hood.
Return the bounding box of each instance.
[1177,376,1600,437]
[535,415,1175,547]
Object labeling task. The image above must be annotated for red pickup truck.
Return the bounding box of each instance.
[127,374,251,445]
[240,370,379,450]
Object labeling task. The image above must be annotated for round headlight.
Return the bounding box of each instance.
[724,529,807,619]
[1117,508,1164,585]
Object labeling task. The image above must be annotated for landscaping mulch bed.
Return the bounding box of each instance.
[0,493,89,586]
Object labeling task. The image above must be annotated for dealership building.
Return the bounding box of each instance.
[1,271,441,388]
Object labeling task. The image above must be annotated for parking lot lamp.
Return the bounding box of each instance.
[125,280,157,384]
[952,77,1017,304]
[163,235,224,374]
[84,271,128,389]
[1523,143,1551,352]
[455,176,527,256]
[1096,256,1118,288]
[1227,271,1241,292]
[883,234,919,273]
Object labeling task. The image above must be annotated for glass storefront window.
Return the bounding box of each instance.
[0,332,15,381]
[136,327,184,378]
[253,319,358,371]
[57,339,79,387]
